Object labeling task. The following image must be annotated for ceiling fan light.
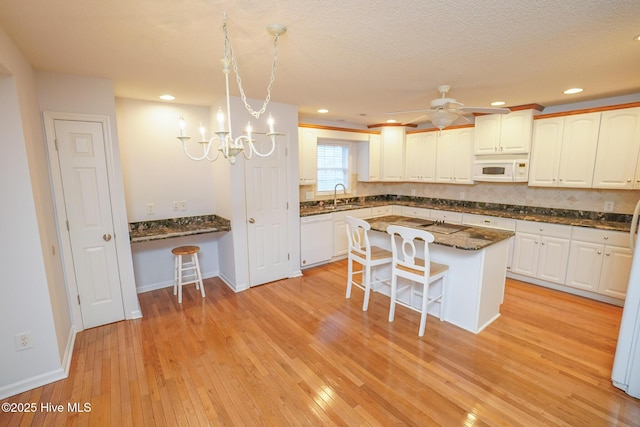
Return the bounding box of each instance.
[430,110,458,130]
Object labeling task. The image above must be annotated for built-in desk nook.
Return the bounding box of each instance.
[364,215,514,334]
[129,214,231,243]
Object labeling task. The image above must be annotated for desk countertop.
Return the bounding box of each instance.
[129,214,231,243]
[366,215,514,251]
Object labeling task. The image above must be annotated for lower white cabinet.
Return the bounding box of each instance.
[430,209,463,224]
[333,208,372,257]
[511,220,572,285]
[300,214,333,267]
[565,228,632,299]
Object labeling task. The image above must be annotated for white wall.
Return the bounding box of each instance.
[0,29,67,399]
[116,98,220,292]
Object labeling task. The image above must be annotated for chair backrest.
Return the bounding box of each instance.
[345,216,372,259]
[386,225,435,279]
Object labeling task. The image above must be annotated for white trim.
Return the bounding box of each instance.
[0,368,67,401]
[61,326,77,376]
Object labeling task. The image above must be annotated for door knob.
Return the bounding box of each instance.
[248,218,255,224]
[103,233,112,241]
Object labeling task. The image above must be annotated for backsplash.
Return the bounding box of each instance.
[300,176,640,215]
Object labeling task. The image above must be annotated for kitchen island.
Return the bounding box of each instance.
[364,215,514,334]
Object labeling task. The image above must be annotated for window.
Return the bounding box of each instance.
[316,142,349,192]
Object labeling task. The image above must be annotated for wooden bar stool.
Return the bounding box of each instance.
[172,245,204,303]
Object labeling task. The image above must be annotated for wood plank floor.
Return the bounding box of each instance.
[2,259,640,426]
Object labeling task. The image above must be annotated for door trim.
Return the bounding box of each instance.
[43,112,141,331]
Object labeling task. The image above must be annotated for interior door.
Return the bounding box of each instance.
[244,133,290,286]
[54,119,125,328]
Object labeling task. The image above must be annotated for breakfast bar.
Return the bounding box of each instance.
[364,215,514,334]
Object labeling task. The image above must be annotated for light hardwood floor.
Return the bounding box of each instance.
[2,260,640,426]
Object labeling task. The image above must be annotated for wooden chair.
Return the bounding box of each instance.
[345,216,393,311]
[172,245,205,303]
[386,225,449,337]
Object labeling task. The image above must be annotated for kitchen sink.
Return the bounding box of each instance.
[329,203,363,211]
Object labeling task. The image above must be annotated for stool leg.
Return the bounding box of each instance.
[177,254,183,304]
[194,253,205,298]
[173,254,179,296]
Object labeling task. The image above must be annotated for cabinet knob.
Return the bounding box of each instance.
[535,241,539,244]
[606,252,611,256]
[604,236,608,240]
[627,179,632,182]
[597,251,602,255]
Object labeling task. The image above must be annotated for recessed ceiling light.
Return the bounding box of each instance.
[634,34,640,41]
[160,94,175,101]
[317,108,329,114]
[386,119,397,123]
[491,101,505,106]
[563,88,583,95]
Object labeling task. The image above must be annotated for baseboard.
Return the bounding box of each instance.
[0,367,67,400]
[61,325,76,376]
[136,270,219,294]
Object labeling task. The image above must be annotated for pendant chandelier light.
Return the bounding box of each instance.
[177,13,287,164]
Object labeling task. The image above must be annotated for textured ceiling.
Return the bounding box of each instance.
[1,0,639,126]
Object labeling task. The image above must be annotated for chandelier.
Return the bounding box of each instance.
[177,13,287,164]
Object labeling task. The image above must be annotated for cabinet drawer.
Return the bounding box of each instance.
[400,206,431,218]
[516,220,572,238]
[571,226,629,247]
[371,205,392,216]
[431,210,463,224]
[463,213,516,231]
[332,208,372,221]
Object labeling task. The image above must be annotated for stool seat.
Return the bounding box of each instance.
[172,245,204,303]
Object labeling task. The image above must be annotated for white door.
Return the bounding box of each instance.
[54,119,125,328]
[245,133,290,286]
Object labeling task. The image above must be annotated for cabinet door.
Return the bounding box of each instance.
[500,109,534,154]
[598,246,633,299]
[435,130,456,183]
[405,132,437,181]
[473,114,501,155]
[453,128,474,183]
[536,236,570,284]
[592,107,640,189]
[358,134,381,181]
[557,112,601,188]
[565,240,603,292]
[529,118,563,187]
[511,232,540,277]
[381,127,405,181]
[333,219,348,257]
[298,128,317,184]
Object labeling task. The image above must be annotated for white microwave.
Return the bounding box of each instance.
[473,158,529,182]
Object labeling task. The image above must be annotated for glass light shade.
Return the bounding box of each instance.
[430,110,458,130]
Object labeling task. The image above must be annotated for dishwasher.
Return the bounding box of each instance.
[300,214,333,268]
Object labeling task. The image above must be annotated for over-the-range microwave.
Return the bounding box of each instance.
[472,158,529,182]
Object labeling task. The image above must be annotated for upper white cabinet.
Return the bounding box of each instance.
[436,127,474,184]
[405,132,437,182]
[380,127,405,181]
[592,107,640,189]
[358,133,381,182]
[474,109,536,155]
[298,128,317,185]
[529,112,601,188]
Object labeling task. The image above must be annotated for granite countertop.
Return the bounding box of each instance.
[366,215,514,251]
[300,196,632,233]
[129,214,231,243]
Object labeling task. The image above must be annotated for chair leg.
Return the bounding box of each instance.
[418,282,429,337]
[194,253,205,298]
[363,264,372,311]
[346,256,353,299]
[177,255,183,304]
[388,272,397,323]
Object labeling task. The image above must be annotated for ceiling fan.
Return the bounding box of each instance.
[387,85,511,130]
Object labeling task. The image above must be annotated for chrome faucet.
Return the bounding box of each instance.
[333,183,346,207]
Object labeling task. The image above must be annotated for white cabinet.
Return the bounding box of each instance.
[298,128,317,185]
[371,205,392,217]
[511,220,572,285]
[435,127,474,184]
[333,208,372,257]
[529,112,601,188]
[430,209,463,224]
[474,109,535,155]
[592,107,640,189]
[358,134,381,182]
[380,127,405,181]
[400,206,431,219]
[565,228,632,299]
[405,132,437,182]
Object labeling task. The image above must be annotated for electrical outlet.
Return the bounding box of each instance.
[410,189,416,196]
[305,192,314,200]
[604,201,614,212]
[179,200,187,211]
[15,332,32,351]
[460,192,466,200]
[172,201,179,211]
[146,203,155,215]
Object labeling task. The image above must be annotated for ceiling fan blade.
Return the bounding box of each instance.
[385,109,431,115]
[405,114,429,124]
[458,106,510,114]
